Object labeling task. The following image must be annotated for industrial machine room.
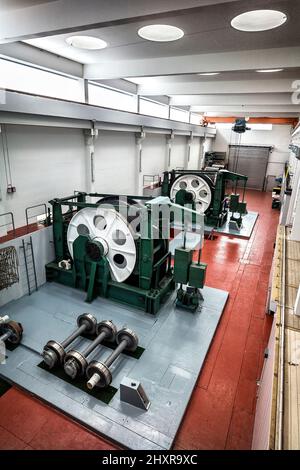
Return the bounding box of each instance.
[1,0,300,458]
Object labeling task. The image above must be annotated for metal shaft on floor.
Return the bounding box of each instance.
[86,328,138,390]
[103,339,127,368]
[61,324,87,349]
[63,320,117,379]
[42,313,98,368]
[0,330,12,343]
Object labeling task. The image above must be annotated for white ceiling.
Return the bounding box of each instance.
[24,0,300,63]
[0,0,299,118]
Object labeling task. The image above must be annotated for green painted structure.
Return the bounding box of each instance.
[46,192,178,314]
[162,169,248,228]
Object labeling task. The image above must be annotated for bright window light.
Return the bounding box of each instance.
[190,113,200,125]
[249,123,273,131]
[231,10,287,32]
[138,25,184,42]
[88,83,137,112]
[139,98,169,119]
[0,58,84,102]
[198,72,220,76]
[170,107,190,123]
[256,69,283,73]
[65,36,107,50]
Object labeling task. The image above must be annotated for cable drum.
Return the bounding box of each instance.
[170,174,214,213]
[67,206,137,283]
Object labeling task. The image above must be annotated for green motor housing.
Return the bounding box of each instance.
[229,194,240,212]
[174,248,193,284]
[238,201,247,215]
[189,262,207,289]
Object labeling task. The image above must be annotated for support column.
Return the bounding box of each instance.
[198,137,205,170]
[84,124,99,194]
[165,131,174,171]
[135,128,146,195]
[0,124,10,236]
[185,132,193,170]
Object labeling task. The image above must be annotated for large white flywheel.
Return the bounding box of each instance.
[67,207,137,283]
[170,174,213,213]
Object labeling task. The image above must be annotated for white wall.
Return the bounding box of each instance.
[0,227,54,307]
[187,137,201,170]
[213,124,292,177]
[0,124,214,232]
[170,136,187,169]
[142,134,167,176]
[0,125,86,228]
[94,130,136,194]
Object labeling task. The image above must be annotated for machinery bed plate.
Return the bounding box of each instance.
[209,211,259,239]
[172,211,258,240]
[0,282,228,450]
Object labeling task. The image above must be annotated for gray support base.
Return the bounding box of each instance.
[210,211,259,239]
[172,211,258,241]
[0,282,228,450]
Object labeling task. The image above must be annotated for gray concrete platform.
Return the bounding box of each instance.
[0,282,228,450]
[172,211,258,240]
[209,211,259,239]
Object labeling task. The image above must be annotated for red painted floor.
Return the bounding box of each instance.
[0,189,277,450]
[0,222,45,244]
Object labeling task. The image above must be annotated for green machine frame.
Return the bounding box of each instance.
[161,169,248,228]
[46,192,175,315]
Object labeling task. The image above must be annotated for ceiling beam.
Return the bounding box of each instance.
[170,93,295,106]
[0,0,240,44]
[0,42,83,77]
[139,79,297,96]
[84,46,300,80]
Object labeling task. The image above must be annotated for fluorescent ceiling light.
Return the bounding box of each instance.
[198,72,220,76]
[231,10,287,32]
[138,24,184,42]
[65,35,107,50]
[256,69,284,73]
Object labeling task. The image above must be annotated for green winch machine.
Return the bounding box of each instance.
[161,169,248,229]
[45,192,207,314]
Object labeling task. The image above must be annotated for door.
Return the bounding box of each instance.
[228,145,271,190]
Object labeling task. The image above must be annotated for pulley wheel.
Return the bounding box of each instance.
[67,207,137,283]
[170,174,213,213]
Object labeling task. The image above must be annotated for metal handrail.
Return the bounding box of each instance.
[275,227,286,450]
[0,211,16,238]
[25,203,47,233]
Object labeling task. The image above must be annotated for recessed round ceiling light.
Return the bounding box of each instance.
[198,72,220,76]
[65,35,107,50]
[138,24,184,42]
[256,69,284,73]
[231,10,287,32]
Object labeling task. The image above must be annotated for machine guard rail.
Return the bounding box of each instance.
[25,203,48,233]
[0,211,16,239]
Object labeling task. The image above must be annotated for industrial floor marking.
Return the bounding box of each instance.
[0,282,228,450]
